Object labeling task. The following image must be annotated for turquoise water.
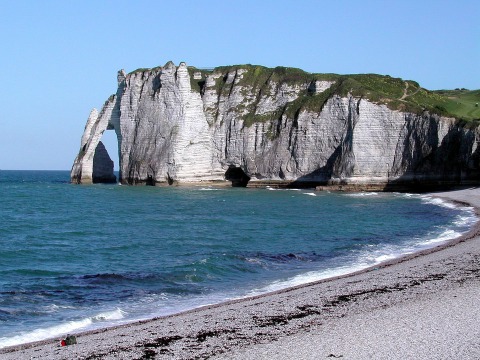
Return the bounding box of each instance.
[0,170,476,347]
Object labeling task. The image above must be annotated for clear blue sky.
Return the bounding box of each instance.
[0,0,478,170]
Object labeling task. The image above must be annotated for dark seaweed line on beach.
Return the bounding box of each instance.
[4,253,480,360]
[122,263,480,360]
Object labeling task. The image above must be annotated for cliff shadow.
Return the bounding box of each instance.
[287,143,344,188]
[91,141,117,184]
[288,122,480,192]
[384,125,480,192]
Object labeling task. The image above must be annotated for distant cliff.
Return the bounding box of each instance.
[71,61,480,189]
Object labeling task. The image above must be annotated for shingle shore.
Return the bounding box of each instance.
[1,188,480,359]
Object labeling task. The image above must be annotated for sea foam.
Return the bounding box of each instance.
[0,308,125,349]
[345,192,379,197]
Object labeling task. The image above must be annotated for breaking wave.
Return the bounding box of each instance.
[0,308,125,348]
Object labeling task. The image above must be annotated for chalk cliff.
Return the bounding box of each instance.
[71,62,480,189]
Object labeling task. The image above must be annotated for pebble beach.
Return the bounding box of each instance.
[1,188,480,359]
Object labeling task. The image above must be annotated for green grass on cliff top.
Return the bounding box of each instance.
[432,89,480,120]
[196,64,480,123]
[130,64,480,124]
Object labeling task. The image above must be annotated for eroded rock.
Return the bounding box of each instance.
[71,62,480,189]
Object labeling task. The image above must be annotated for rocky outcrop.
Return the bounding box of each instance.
[71,62,480,189]
[71,140,116,184]
[92,141,116,183]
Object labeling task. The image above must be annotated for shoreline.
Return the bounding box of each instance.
[2,188,480,359]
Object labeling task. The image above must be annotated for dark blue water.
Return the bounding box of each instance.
[0,170,476,347]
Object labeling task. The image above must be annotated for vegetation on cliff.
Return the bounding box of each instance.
[130,63,480,126]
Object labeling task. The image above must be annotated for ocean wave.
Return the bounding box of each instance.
[241,251,324,265]
[82,273,127,280]
[418,229,463,246]
[245,263,370,295]
[43,304,78,313]
[91,308,126,322]
[246,245,406,296]
[454,214,477,227]
[243,209,475,298]
[80,272,158,282]
[420,196,477,230]
[345,192,379,197]
[0,308,125,349]
[399,194,476,220]
[420,196,459,209]
[266,186,301,191]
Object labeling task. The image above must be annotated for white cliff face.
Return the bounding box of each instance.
[313,80,335,94]
[350,100,406,181]
[113,62,222,184]
[71,62,480,188]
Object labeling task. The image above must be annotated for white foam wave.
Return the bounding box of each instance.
[420,196,458,209]
[91,308,125,322]
[266,186,300,191]
[418,229,462,246]
[0,308,125,349]
[303,192,317,196]
[358,245,408,265]
[246,263,370,295]
[372,254,397,263]
[454,214,477,227]
[43,304,77,313]
[345,192,379,197]
[199,188,221,191]
[421,197,477,230]
[245,257,264,265]
[246,245,413,296]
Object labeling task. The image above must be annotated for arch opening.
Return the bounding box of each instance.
[101,130,119,172]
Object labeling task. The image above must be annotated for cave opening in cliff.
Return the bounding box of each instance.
[145,175,155,186]
[225,166,250,187]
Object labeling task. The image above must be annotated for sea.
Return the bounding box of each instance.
[0,170,477,348]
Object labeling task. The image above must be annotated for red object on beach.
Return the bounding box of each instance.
[60,339,66,347]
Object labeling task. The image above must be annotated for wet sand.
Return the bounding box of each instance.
[1,188,480,359]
